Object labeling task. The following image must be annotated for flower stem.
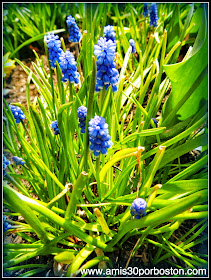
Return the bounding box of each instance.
[96,155,101,200]
[44,43,56,118]
[75,43,83,84]
[99,87,106,114]
[69,81,73,102]
[83,56,96,172]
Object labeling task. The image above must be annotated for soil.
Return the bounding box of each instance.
[3,48,208,277]
[4,55,51,109]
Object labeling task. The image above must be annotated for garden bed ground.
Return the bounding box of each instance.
[3,50,208,277]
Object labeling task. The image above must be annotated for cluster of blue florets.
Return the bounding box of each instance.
[77,106,113,157]
[3,155,10,177]
[45,29,80,84]
[130,198,147,219]
[129,39,136,53]
[143,3,149,17]
[77,106,87,133]
[59,50,80,83]
[142,3,158,27]
[66,15,82,43]
[12,156,25,166]
[149,3,159,27]
[51,120,60,135]
[9,105,26,124]
[103,25,116,44]
[94,35,119,93]
[3,215,11,232]
[88,116,113,157]
[44,32,63,69]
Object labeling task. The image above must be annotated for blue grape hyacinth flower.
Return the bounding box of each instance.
[130,198,147,219]
[3,216,11,232]
[44,32,63,69]
[66,15,82,43]
[9,105,26,124]
[88,116,113,157]
[59,50,80,84]
[149,118,158,128]
[103,25,116,44]
[149,3,159,27]
[3,155,10,177]
[12,156,25,166]
[3,221,11,232]
[77,105,87,133]
[51,120,60,135]
[143,3,149,17]
[129,39,136,53]
[94,37,119,93]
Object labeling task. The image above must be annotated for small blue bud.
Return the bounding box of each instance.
[12,156,25,166]
[51,120,60,135]
[130,198,147,219]
[9,105,26,124]
[149,118,158,128]
[129,39,136,53]
[3,155,10,177]
[66,15,82,43]
[77,106,87,134]
[3,216,11,232]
